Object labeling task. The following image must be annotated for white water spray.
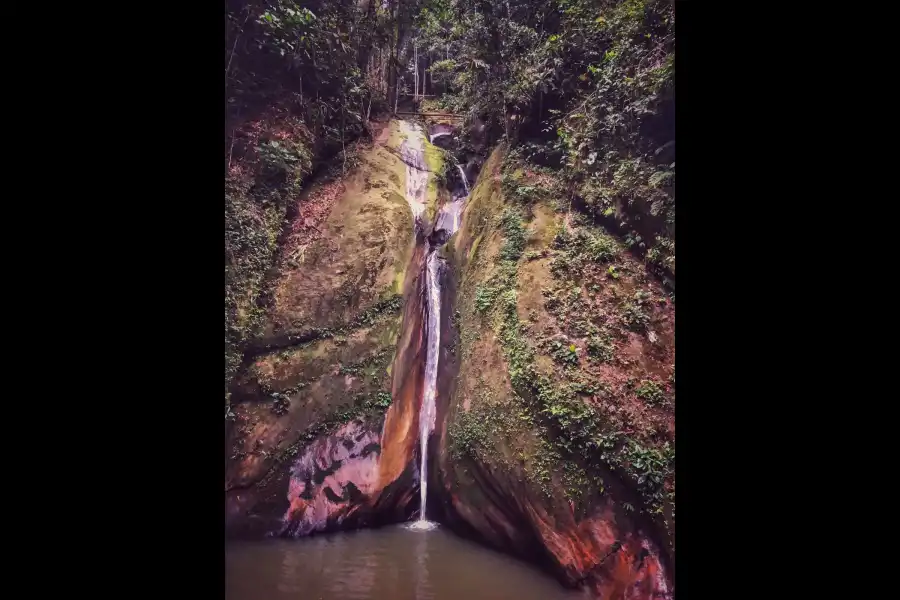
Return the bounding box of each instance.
[409,252,441,530]
[456,164,470,196]
[399,121,428,220]
[434,163,471,237]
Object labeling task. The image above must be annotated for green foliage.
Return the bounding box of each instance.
[462,165,672,515]
[257,139,312,182]
[225,163,309,400]
[500,165,555,204]
[499,208,527,261]
[224,0,404,402]
[621,290,651,331]
[624,230,645,250]
[372,391,393,408]
[550,224,620,276]
[474,284,499,314]
[635,379,667,406]
[448,403,493,460]
[549,340,579,365]
[645,235,675,275]
[339,349,393,379]
[258,6,317,50]
[587,334,615,362]
[621,302,649,331]
[624,440,674,515]
[227,0,391,147]
[413,0,674,278]
[355,295,403,327]
[648,169,674,189]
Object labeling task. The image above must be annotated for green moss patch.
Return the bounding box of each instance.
[447,148,675,532]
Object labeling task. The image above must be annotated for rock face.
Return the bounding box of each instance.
[433,146,675,598]
[225,121,428,538]
[224,119,675,599]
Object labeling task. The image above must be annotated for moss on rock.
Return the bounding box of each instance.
[442,144,676,571]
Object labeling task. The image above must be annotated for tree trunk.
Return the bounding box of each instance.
[357,0,377,70]
[387,0,399,111]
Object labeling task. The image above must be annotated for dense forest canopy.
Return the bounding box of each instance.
[416,0,674,272]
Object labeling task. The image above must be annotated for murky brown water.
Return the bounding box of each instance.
[226,524,585,600]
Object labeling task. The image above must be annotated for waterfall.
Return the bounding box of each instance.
[408,122,473,531]
[430,131,450,143]
[399,121,428,220]
[456,165,470,196]
[410,251,441,530]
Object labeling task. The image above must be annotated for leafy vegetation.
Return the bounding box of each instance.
[448,396,494,460]
[551,225,620,276]
[253,294,403,355]
[499,208,527,261]
[413,0,675,278]
[587,334,615,362]
[225,133,313,401]
[225,0,428,403]
[226,0,403,151]
[450,152,674,530]
[339,349,392,377]
[621,290,651,331]
[250,305,401,406]
[635,379,668,407]
[549,340,579,365]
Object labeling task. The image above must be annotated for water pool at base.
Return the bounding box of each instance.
[226,524,585,600]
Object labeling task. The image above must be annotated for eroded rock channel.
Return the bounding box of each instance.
[225,117,673,599]
[224,119,467,538]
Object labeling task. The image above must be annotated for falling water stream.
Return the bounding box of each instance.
[456,164,470,196]
[405,121,472,530]
[410,250,441,530]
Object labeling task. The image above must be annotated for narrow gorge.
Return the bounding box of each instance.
[225,118,476,538]
[226,1,674,598]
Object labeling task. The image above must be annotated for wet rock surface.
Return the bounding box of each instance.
[281,418,419,536]
[225,121,426,537]
[434,146,674,598]
[225,120,674,599]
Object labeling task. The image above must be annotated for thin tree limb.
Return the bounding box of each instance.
[225,12,251,80]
